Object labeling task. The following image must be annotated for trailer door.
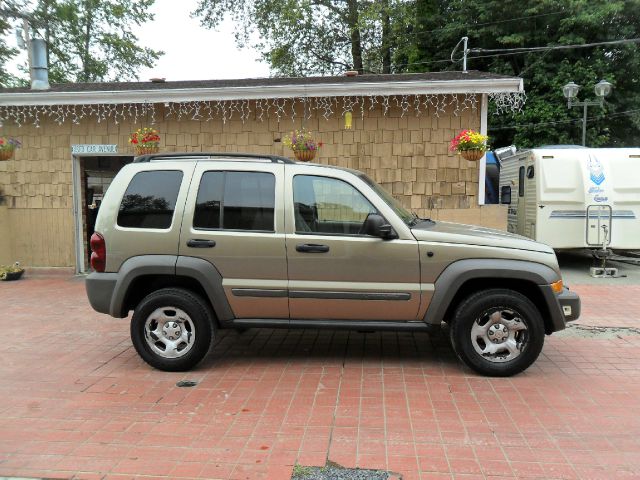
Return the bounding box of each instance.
[586,205,612,247]
[516,165,527,236]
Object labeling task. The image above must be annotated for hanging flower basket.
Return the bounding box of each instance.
[461,149,485,161]
[134,145,160,155]
[449,129,489,161]
[0,136,21,161]
[283,129,322,162]
[129,127,161,156]
[293,149,317,162]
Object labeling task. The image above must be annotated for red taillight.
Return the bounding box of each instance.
[90,232,106,272]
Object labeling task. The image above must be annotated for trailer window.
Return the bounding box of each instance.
[518,166,525,197]
[526,165,535,178]
[500,186,511,204]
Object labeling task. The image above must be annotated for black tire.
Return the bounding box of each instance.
[130,288,214,371]
[449,288,545,377]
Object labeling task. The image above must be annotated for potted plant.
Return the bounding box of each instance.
[283,129,322,162]
[0,262,24,281]
[449,129,489,161]
[0,136,21,161]
[129,127,161,155]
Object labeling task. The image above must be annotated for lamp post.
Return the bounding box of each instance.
[562,80,613,146]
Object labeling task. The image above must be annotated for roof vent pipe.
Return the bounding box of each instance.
[29,38,50,90]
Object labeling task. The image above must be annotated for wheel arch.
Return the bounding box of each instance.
[424,259,563,334]
[110,255,234,325]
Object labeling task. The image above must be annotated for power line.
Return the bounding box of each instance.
[489,108,640,131]
[471,38,640,54]
[335,10,569,50]
[396,10,566,39]
[392,37,640,70]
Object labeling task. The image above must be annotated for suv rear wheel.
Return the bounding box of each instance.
[449,289,545,377]
[130,288,214,371]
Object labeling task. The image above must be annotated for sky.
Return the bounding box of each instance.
[136,0,270,81]
[6,0,271,82]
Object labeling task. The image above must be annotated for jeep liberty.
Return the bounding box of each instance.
[85,153,580,376]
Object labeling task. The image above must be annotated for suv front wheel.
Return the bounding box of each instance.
[449,289,545,377]
[130,288,214,371]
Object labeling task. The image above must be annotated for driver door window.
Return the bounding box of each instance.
[293,175,377,235]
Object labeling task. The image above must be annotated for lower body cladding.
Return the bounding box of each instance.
[223,278,432,322]
[231,317,438,332]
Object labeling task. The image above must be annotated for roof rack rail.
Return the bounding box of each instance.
[133,152,296,164]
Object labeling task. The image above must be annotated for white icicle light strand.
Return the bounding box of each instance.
[0,93,527,127]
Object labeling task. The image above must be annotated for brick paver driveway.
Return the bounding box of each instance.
[1,277,639,480]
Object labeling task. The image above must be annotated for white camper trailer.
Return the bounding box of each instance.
[499,147,640,252]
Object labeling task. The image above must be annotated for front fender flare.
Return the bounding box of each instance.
[424,258,562,327]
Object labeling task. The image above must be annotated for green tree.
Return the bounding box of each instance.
[193,0,408,76]
[0,0,27,86]
[0,16,18,87]
[1,0,163,84]
[401,0,640,148]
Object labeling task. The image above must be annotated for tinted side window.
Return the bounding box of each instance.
[117,170,183,229]
[518,166,525,197]
[293,175,377,235]
[193,172,224,229]
[194,171,275,231]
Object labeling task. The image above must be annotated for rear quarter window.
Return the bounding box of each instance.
[117,170,183,229]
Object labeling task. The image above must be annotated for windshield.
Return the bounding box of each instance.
[357,173,417,225]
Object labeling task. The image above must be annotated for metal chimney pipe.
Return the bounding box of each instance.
[29,38,50,90]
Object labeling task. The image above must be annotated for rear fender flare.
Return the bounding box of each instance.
[175,256,235,324]
[109,255,234,324]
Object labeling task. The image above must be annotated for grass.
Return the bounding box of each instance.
[292,464,315,478]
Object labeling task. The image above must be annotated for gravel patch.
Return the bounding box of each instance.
[291,463,393,480]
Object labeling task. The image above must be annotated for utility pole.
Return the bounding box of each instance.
[22,18,33,76]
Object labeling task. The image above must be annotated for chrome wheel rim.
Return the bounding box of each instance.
[144,307,195,359]
[470,308,529,363]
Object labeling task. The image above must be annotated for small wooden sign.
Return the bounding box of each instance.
[71,144,118,155]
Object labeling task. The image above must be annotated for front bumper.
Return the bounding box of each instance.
[539,284,581,332]
[557,286,580,322]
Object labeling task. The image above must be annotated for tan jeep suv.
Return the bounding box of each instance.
[86,153,580,376]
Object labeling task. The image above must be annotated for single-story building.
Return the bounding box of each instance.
[0,71,525,272]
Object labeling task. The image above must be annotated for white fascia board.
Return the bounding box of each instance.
[0,78,523,106]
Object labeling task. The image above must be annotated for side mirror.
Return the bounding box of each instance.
[362,213,398,239]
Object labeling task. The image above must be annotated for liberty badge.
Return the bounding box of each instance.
[588,157,605,185]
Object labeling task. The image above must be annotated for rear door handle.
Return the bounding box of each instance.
[296,243,330,253]
[187,239,216,248]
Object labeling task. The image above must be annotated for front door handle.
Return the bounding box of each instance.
[296,243,330,253]
[187,239,216,248]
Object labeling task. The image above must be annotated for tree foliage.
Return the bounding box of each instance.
[0,0,24,86]
[194,0,640,148]
[0,0,163,85]
[0,17,18,86]
[403,0,640,148]
[193,0,411,76]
